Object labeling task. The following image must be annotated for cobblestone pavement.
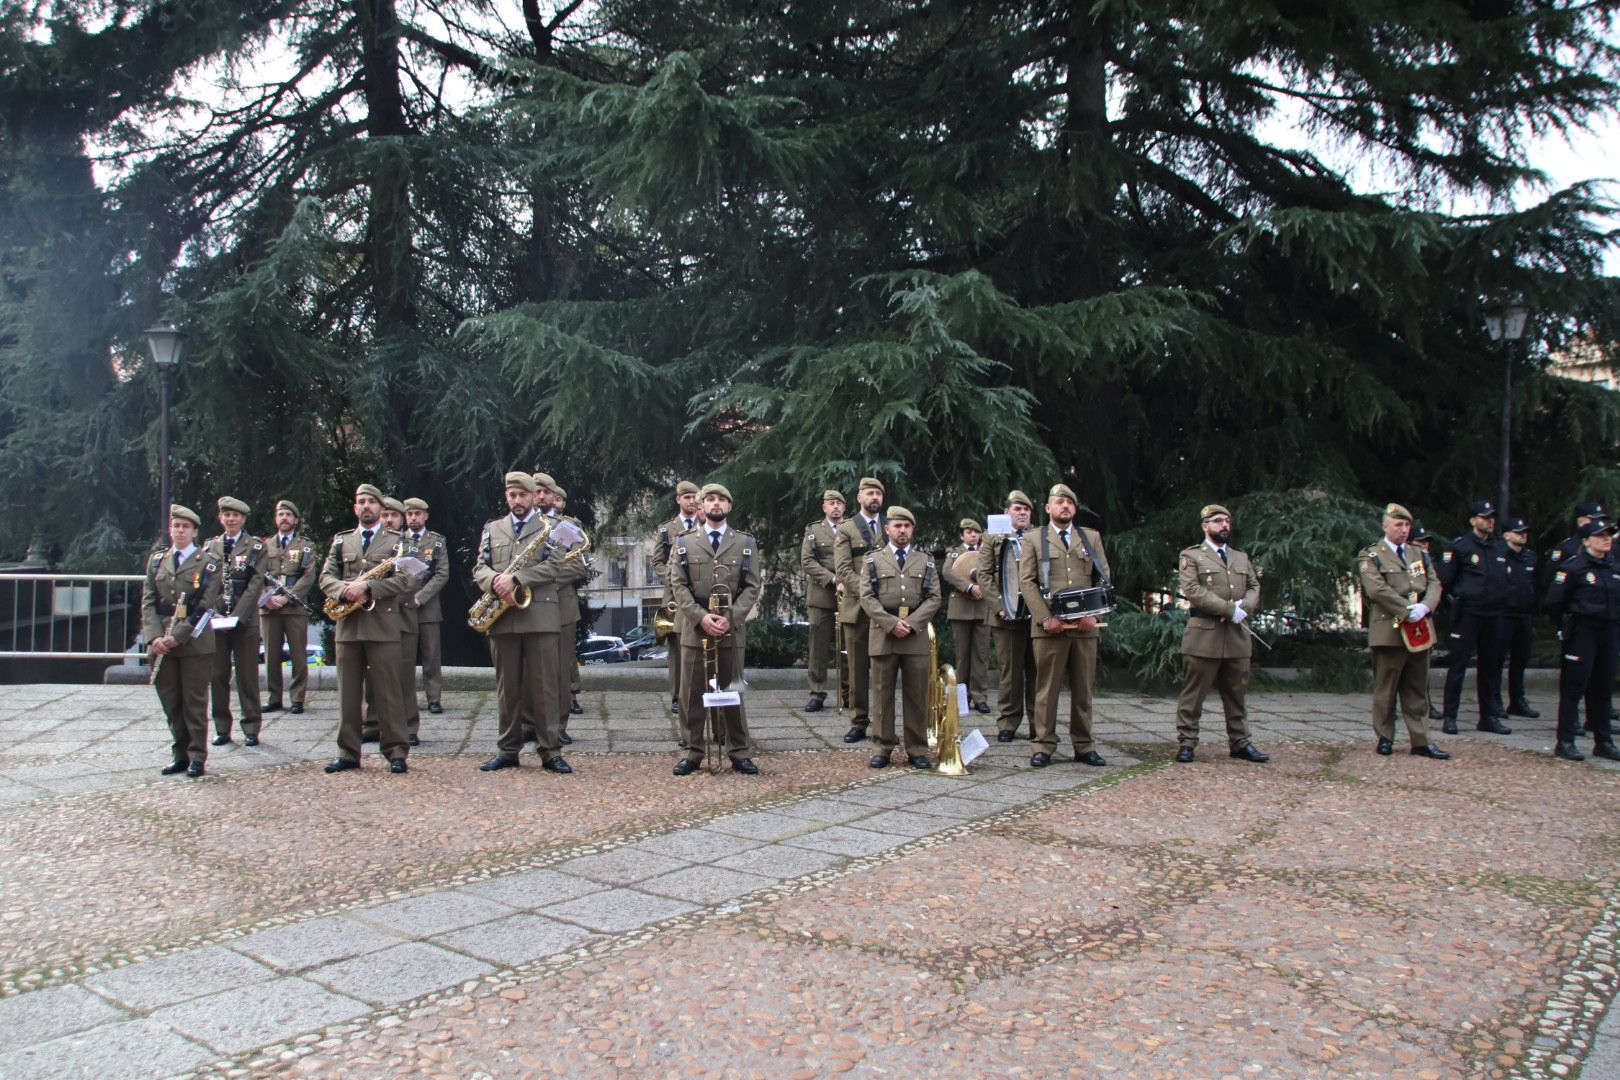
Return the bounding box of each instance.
[1,677,1618,1078]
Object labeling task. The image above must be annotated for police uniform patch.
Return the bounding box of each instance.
[1556,571,1568,583]
[1588,572,1597,585]
[1470,553,1480,565]
[1443,551,1453,563]
[1552,549,1563,561]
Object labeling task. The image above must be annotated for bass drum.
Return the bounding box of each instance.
[999,535,1030,621]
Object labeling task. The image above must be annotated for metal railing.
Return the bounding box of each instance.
[0,574,146,660]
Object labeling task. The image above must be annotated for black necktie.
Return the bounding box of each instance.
[223,536,236,557]
[1060,528,1070,549]
[361,529,373,552]
[173,550,182,571]
[412,532,421,544]
[710,530,722,551]
[896,547,907,568]
[1219,547,1228,564]
[683,518,693,531]
[514,517,525,539]
[1396,544,1405,564]
[280,535,289,549]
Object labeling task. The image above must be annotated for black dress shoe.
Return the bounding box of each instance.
[555,730,570,745]
[907,754,931,769]
[1556,741,1586,761]
[997,730,1015,743]
[670,697,681,715]
[1030,752,1051,768]
[161,761,187,775]
[1231,743,1270,763]
[1428,706,1443,720]
[360,732,379,743]
[1175,746,1195,764]
[244,734,259,747]
[732,758,759,775]
[1076,751,1108,767]
[290,703,304,714]
[1376,738,1394,756]
[427,702,443,714]
[479,754,519,771]
[805,698,824,713]
[389,758,407,774]
[975,702,992,714]
[324,758,360,773]
[1477,717,1512,735]
[1411,744,1451,759]
[543,757,573,774]
[1440,716,1458,735]
[1594,741,1620,761]
[868,753,892,769]
[262,703,282,713]
[186,761,204,777]
[1507,701,1541,719]
[408,734,420,747]
[211,734,233,746]
[673,758,701,776]
[843,727,869,744]
[570,696,583,716]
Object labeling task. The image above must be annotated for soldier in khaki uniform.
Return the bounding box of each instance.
[655,482,703,715]
[669,483,761,774]
[537,474,590,738]
[858,507,942,768]
[1019,483,1110,768]
[833,477,887,742]
[318,483,413,773]
[943,517,991,713]
[403,497,449,714]
[800,490,844,712]
[203,496,267,746]
[1360,502,1450,758]
[143,504,223,777]
[260,499,317,716]
[979,491,1037,740]
[1175,504,1270,763]
[551,483,587,723]
[363,497,426,745]
[475,472,577,773]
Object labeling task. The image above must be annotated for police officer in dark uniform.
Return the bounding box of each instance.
[1545,501,1611,733]
[1436,500,1513,736]
[1499,517,1540,720]
[1543,519,1620,762]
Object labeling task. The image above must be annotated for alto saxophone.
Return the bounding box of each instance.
[467,519,554,634]
[324,555,403,621]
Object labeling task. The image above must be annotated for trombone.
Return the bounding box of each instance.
[701,583,733,774]
[834,619,849,715]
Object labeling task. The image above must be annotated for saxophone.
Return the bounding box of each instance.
[467,519,554,633]
[324,555,402,621]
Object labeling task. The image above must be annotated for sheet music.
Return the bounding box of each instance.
[960,728,990,764]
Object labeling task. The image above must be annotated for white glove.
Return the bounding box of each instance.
[1405,603,1430,623]
[1230,602,1248,625]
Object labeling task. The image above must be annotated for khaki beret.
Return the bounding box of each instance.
[170,503,201,527]
[676,480,700,496]
[553,485,567,501]
[217,496,250,515]
[1200,504,1232,521]
[274,499,301,519]
[382,497,406,513]
[503,471,536,493]
[531,471,556,491]
[822,490,846,503]
[700,482,733,502]
[1047,483,1078,503]
[959,518,983,532]
[858,476,885,495]
[1382,502,1413,523]
[354,483,384,501]
[1005,490,1033,509]
[403,497,428,511]
[885,506,916,525]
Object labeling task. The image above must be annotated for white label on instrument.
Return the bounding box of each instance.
[211,616,239,631]
[960,728,990,764]
[703,691,742,707]
[986,514,1012,534]
[956,684,970,715]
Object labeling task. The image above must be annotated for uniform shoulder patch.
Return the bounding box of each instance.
[1555,571,1568,583]
[1551,549,1564,561]
[1442,551,1453,562]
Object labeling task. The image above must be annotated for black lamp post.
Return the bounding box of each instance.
[144,323,185,538]
[1483,299,1529,522]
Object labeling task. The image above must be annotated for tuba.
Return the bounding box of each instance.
[468,519,554,634]
[324,554,403,621]
[925,623,941,749]
[934,663,968,776]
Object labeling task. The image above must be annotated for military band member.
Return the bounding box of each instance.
[943,518,991,714]
[833,477,887,742]
[260,499,317,716]
[800,490,844,712]
[1175,504,1269,763]
[537,473,588,738]
[552,484,586,720]
[980,491,1037,741]
[669,483,761,774]
[1544,519,1620,762]
[363,498,424,745]
[144,505,223,777]
[1360,503,1449,758]
[403,497,449,715]
[476,472,575,774]
[318,483,412,774]
[1499,517,1540,719]
[1437,500,1513,736]
[203,496,267,746]
[655,482,703,715]
[1019,484,1109,768]
[858,507,941,768]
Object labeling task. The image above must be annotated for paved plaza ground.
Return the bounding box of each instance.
[1,672,1619,1078]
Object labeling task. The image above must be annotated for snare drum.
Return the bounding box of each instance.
[1050,585,1115,621]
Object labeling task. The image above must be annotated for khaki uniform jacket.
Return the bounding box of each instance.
[801,520,839,610]
[670,528,761,649]
[546,512,588,626]
[978,532,1029,626]
[142,546,223,657]
[1179,543,1261,660]
[833,515,885,622]
[405,529,450,623]
[472,516,587,635]
[261,532,318,614]
[1360,540,1441,649]
[654,514,697,633]
[318,526,411,642]
[202,533,268,631]
[1019,525,1109,640]
[858,547,942,655]
[942,544,987,621]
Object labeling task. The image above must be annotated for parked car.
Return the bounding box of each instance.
[577,635,632,663]
[620,623,661,658]
[258,641,326,667]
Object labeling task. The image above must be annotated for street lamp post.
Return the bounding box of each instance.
[144,323,185,538]
[1483,299,1529,522]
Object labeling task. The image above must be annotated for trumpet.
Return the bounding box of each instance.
[467,519,554,634]
[702,583,733,774]
[324,555,403,621]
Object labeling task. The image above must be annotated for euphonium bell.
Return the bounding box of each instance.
[653,600,678,640]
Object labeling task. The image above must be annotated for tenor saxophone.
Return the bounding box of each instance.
[324,556,402,621]
[467,519,555,633]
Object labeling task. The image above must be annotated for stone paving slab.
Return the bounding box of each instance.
[0,984,125,1046]
[431,914,600,967]
[0,1017,213,1080]
[544,887,700,932]
[349,891,517,938]
[151,977,370,1055]
[635,864,778,904]
[84,946,276,1010]
[230,917,407,972]
[306,943,493,1007]
[458,867,605,909]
